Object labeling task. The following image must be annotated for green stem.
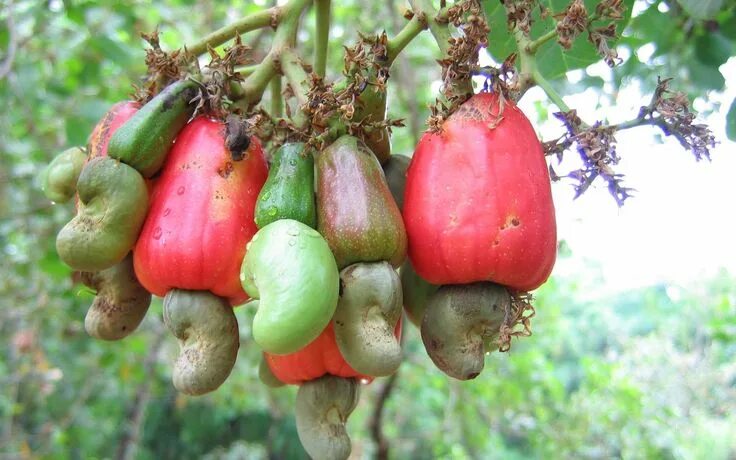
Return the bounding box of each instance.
[240,0,311,105]
[526,29,557,54]
[271,76,283,117]
[408,0,472,99]
[280,47,310,127]
[187,8,276,56]
[409,0,451,55]
[386,12,427,67]
[314,0,331,77]
[532,69,571,113]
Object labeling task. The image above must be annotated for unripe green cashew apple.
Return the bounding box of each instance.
[240,218,339,355]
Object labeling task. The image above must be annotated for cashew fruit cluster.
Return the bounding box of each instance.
[44,72,556,458]
[244,136,406,460]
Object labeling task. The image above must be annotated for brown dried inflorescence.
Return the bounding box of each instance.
[502,0,539,35]
[555,0,588,49]
[135,30,194,102]
[648,77,715,161]
[497,290,535,352]
[283,32,404,150]
[428,0,490,132]
[546,109,633,206]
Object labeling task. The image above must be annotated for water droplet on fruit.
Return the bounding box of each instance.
[289,159,297,166]
[286,227,299,237]
[267,206,277,216]
[288,238,296,247]
[163,208,171,216]
[153,227,162,240]
[177,186,185,195]
[260,191,270,201]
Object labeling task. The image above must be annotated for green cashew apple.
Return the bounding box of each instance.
[107,79,199,178]
[255,142,316,229]
[240,218,339,354]
[317,135,406,269]
[400,260,439,327]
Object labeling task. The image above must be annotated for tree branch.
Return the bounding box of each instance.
[240,0,311,105]
[386,12,427,67]
[369,372,399,460]
[186,7,277,56]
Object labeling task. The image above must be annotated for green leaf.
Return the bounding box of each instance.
[688,59,725,90]
[484,0,635,79]
[726,98,736,141]
[676,0,726,20]
[695,31,734,66]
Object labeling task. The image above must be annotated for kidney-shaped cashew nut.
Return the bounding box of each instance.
[333,262,403,377]
[163,289,239,395]
[82,253,151,341]
[421,282,510,380]
[296,375,360,460]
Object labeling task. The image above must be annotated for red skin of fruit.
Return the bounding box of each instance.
[265,319,402,385]
[87,101,140,160]
[133,116,268,305]
[403,91,556,291]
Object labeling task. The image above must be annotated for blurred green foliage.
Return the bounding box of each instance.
[1,1,735,459]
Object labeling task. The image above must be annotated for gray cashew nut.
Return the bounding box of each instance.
[163,289,239,395]
[333,262,403,377]
[82,253,151,341]
[421,282,510,380]
[296,375,360,460]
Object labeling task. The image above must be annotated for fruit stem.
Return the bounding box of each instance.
[271,75,283,118]
[532,69,572,114]
[187,7,277,56]
[526,29,557,55]
[280,48,311,128]
[386,11,427,67]
[240,0,311,106]
[314,0,331,78]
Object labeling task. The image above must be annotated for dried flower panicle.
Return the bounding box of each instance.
[135,30,194,102]
[429,0,490,132]
[501,0,538,35]
[554,0,588,49]
[647,78,715,161]
[543,77,714,206]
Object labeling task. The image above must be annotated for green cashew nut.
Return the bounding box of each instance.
[296,376,360,460]
[40,146,86,203]
[240,219,339,355]
[421,282,510,380]
[56,157,148,271]
[333,262,402,377]
[81,253,151,341]
[163,289,239,396]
